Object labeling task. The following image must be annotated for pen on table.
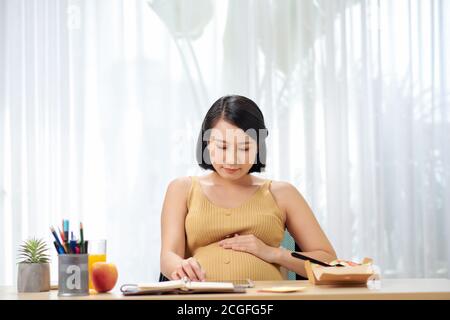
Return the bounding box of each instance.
[50,226,66,254]
[291,252,344,267]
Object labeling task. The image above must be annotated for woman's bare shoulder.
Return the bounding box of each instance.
[166,176,193,197]
[269,179,304,203]
[269,180,298,195]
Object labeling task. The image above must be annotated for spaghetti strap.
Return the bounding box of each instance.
[263,179,271,190]
[187,176,198,209]
[191,176,201,188]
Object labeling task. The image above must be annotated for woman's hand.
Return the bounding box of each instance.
[170,257,206,282]
[218,234,281,263]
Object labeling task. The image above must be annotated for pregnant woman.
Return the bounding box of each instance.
[160,95,337,281]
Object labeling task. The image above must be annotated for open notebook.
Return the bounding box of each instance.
[120,278,248,295]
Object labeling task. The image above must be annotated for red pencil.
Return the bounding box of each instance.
[58,227,65,242]
[58,227,69,253]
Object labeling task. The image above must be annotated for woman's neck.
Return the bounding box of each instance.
[209,171,254,187]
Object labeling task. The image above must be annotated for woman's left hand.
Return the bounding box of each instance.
[218,234,280,263]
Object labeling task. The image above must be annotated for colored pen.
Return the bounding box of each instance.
[69,231,77,254]
[291,252,345,267]
[53,241,61,254]
[62,220,65,242]
[58,226,65,242]
[50,227,66,254]
[58,227,69,253]
[53,241,64,254]
[58,228,70,252]
[63,220,70,253]
[80,222,84,254]
[64,220,69,242]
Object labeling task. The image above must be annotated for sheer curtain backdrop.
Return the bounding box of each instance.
[1,0,449,285]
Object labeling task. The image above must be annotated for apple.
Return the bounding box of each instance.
[91,262,118,293]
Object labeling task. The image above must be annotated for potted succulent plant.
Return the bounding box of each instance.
[17,238,51,293]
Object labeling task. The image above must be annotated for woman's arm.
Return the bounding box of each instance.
[270,181,337,277]
[160,177,205,281]
[219,181,337,278]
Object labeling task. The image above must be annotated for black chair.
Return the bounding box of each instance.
[159,243,307,282]
[159,273,170,282]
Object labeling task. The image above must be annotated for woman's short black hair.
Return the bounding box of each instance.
[196,95,268,173]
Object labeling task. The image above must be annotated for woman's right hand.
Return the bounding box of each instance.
[171,257,206,282]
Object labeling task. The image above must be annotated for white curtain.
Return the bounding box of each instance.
[1,0,449,286]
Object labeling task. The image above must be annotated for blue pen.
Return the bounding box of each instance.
[70,232,77,254]
[53,241,64,254]
[50,227,66,254]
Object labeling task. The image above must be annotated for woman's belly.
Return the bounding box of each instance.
[193,243,284,281]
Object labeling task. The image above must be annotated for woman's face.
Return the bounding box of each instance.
[207,119,258,180]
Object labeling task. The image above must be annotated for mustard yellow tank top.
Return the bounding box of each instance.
[185,176,286,281]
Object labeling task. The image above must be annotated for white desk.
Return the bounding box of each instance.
[1,279,450,300]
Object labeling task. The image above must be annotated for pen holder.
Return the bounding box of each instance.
[58,254,89,296]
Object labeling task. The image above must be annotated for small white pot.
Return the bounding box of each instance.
[17,263,50,293]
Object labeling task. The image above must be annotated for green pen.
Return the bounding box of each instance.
[80,222,84,253]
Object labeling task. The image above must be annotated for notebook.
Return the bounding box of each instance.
[257,286,307,293]
[120,278,247,295]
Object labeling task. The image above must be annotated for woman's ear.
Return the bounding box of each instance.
[206,140,215,162]
[206,139,212,151]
